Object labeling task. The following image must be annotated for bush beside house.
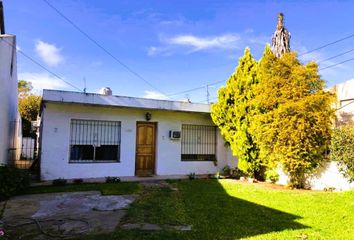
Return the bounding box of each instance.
[330,124,354,182]
[0,165,30,200]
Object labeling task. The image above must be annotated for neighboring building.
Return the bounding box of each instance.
[276,79,354,190]
[39,89,237,180]
[331,78,354,125]
[0,2,21,165]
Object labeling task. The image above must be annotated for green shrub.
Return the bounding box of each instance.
[52,178,67,186]
[221,165,231,177]
[188,172,196,180]
[265,169,280,184]
[230,167,244,180]
[105,176,121,183]
[330,124,354,182]
[0,165,30,200]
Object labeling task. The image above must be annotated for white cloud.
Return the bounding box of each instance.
[35,40,64,66]
[147,31,269,56]
[18,72,70,93]
[147,47,158,56]
[143,90,168,100]
[166,34,240,52]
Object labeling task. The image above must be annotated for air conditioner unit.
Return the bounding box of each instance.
[169,130,181,140]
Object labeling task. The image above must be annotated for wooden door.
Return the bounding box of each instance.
[135,122,156,176]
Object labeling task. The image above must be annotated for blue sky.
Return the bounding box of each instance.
[4,0,354,102]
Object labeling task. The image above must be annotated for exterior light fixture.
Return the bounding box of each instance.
[145,112,152,121]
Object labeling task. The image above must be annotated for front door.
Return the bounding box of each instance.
[135,122,156,176]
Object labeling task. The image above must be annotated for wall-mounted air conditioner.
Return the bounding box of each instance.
[169,130,181,140]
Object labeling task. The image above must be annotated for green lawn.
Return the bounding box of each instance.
[81,179,354,240]
[25,182,140,196]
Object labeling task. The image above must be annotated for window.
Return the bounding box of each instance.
[69,119,121,163]
[181,124,217,161]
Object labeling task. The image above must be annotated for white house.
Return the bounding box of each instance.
[0,3,21,165]
[332,78,354,125]
[39,89,237,180]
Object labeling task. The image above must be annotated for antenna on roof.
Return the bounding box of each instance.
[83,77,86,93]
[0,0,5,34]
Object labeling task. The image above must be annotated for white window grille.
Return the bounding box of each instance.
[181,124,217,161]
[69,119,121,162]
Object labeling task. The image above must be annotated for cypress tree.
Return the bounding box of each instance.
[211,48,261,177]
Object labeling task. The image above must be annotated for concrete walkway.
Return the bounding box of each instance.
[2,191,136,239]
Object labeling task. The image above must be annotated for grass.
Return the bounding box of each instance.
[80,179,354,240]
[24,182,141,196]
[124,186,188,225]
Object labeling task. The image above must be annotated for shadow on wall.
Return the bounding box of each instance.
[308,159,332,180]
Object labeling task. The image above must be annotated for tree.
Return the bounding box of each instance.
[18,80,33,98]
[271,13,291,57]
[330,124,354,182]
[250,46,334,188]
[211,48,261,177]
[17,80,41,136]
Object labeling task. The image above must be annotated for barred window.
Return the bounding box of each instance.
[69,119,121,163]
[181,125,217,161]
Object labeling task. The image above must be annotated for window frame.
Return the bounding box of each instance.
[68,119,121,163]
[180,124,217,162]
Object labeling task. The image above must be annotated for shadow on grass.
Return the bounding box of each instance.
[80,179,308,240]
[177,179,308,239]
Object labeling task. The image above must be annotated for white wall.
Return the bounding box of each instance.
[40,103,237,180]
[276,162,354,191]
[0,35,19,165]
[333,79,354,125]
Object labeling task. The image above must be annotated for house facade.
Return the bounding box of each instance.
[40,90,237,180]
[332,78,354,125]
[0,33,21,165]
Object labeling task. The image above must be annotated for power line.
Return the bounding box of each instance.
[336,100,354,111]
[190,36,354,102]
[317,48,354,64]
[299,34,354,56]
[42,0,165,94]
[167,80,225,97]
[174,47,354,100]
[1,37,82,92]
[40,0,354,97]
[172,35,354,98]
[196,97,217,104]
[319,57,354,71]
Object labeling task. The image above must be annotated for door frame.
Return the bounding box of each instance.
[135,121,157,176]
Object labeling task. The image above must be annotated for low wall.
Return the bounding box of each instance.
[277,161,354,191]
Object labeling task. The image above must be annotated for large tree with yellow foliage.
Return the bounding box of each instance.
[250,46,334,188]
[212,45,334,187]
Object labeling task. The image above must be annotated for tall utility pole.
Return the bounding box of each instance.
[0,0,5,34]
[271,13,291,57]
